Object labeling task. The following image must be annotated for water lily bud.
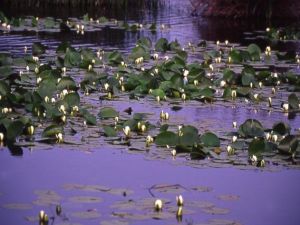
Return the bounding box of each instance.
[104,83,109,91]
[160,110,165,120]
[62,67,66,74]
[141,124,146,132]
[34,67,39,74]
[59,105,66,114]
[146,135,154,144]
[282,103,289,112]
[160,24,165,29]
[44,96,49,103]
[156,96,160,103]
[114,116,119,123]
[123,126,131,137]
[154,199,163,211]
[263,133,270,141]
[28,125,35,135]
[220,80,226,87]
[232,121,237,128]
[153,53,159,60]
[81,24,84,30]
[232,136,237,143]
[176,206,183,220]
[61,115,66,123]
[39,210,45,221]
[165,112,170,120]
[231,90,237,99]
[225,40,229,45]
[267,97,272,107]
[250,155,257,164]
[216,40,220,46]
[171,149,176,157]
[227,145,235,155]
[56,133,63,143]
[0,95,2,100]
[24,46,27,53]
[164,56,169,61]
[0,133,4,141]
[36,77,42,84]
[266,27,270,32]
[209,64,214,71]
[194,80,199,86]
[88,64,92,71]
[272,134,278,142]
[176,195,184,206]
[253,93,259,100]
[258,82,263,88]
[2,107,9,114]
[36,17,39,21]
[183,69,189,77]
[121,85,125,92]
[260,159,265,167]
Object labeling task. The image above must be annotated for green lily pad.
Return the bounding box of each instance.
[32,42,46,56]
[103,126,117,137]
[288,93,299,110]
[155,131,178,146]
[200,132,220,147]
[98,107,118,119]
[42,125,63,137]
[277,135,298,155]
[272,122,291,135]
[238,119,264,138]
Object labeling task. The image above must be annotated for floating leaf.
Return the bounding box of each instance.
[155,131,178,146]
[272,122,291,135]
[32,42,46,56]
[98,107,118,119]
[64,48,81,67]
[155,38,169,52]
[107,51,123,65]
[42,125,63,137]
[247,43,261,61]
[238,119,264,138]
[103,126,117,137]
[288,93,299,110]
[7,120,25,142]
[0,66,13,79]
[277,135,298,155]
[64,92,80,108]
[248,138,265,156]
[200,132,220,147]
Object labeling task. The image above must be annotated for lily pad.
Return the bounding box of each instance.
[200,132,220,147]
[98,107,118,119]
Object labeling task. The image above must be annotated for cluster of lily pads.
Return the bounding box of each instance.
[0,11,160,34]
[0,11,300,168]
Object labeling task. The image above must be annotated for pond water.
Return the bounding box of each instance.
[1,0,300,224]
